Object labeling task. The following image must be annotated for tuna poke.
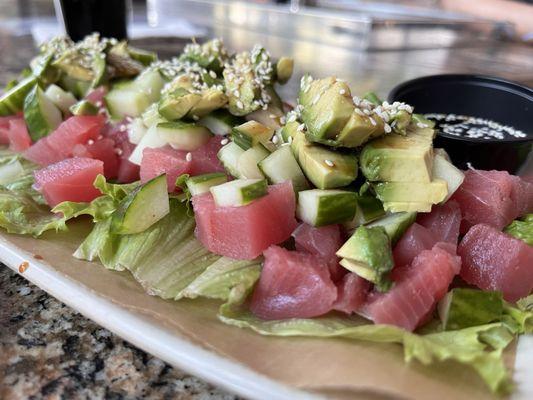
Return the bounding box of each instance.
[0,34,532,395]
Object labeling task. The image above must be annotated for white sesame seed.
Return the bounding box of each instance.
[119,125,127,132]
[186,152,192,162]
[236,100,244,109]
[287,136,293,144]
[87,139,94,145]
[114,148,123,156]
[221,138,229,145]
[95,101,102,107]
[192,115,199,121]
[339,89,346,95]
[271,135,279,144]
[233,90,240,98]
[269,114,277,119]
[297,123,305,132]
[324,159,334,167]
[384,123,392,133]
[369,117,376,126]
[209,70,217,78]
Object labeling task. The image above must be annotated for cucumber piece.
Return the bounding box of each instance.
[297,189,358,227]
[367,212,417,245]
[198,110,244,136]
[111,174,170,234]
[186,172,228,196]
[69,99,98,116]
[128,118,148,144]
[128,125,167,165]
[44,84,77,114]
[141,103,165,128]
[156,121,212,151]
[432,152,465,202]
[0,76,37,116]
[106,70,165,119]
[210,178,268,207]
[217,142,245,178]
[23,85,62,141]
[231,120,275,151]
[258,145,309,192]
[0,159,24,185]
[237,145,269,179]
[438,288,503,331]
[344,193,386,231]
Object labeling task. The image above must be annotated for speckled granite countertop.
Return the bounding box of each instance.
[0,265,237,399]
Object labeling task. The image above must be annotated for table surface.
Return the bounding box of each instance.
[0,10,532,400]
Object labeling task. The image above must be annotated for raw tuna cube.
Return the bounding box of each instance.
[140,146,191,191]
[458,224,533,302]
[250,245,337,320]
[192,181,298,260]
[393,223,437,268]
[333,273,371,314]
[292,223,347,282]
[417,200,461,245]
[189,136,225,176]
[23,138,63,166]
[117,140,140,183]
[34,157,103,207]
[7,118,32,152]
[364,243,461,331]
[85,86,107,109]
[86,138,120,179]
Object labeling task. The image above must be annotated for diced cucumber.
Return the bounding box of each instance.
[128,125,167,165]
[23,85,62,141]
[105,70,165,119]
[0,159,24,185]
[432,152,465,202]
[210,179,268,207]
[0,76,37,116]
[186,173,228,196]
[297,189,358,227]
[198,110,244,136]
[258,145,309,192]
[127,118,148,144]
[367,211,417,245]
[69,100,98,116]
[156,121,212,151]
[217,142,245,178]
[43,84,77,115]
[237,145,270,179]
[111,174,170,234]
[344,193,386,231]
[231,120,275,151]
[141,103,165,128]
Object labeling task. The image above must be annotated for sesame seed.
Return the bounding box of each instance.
[114,148,123,156]
[269,114,277,119]
[297,123,305,132]
[192,115,199,121]
[220,138,229,145]
[119,125,127,132]
[233,90,240,98]
[271,135,279,144]
[95,101,102,107]
[369,117,376,126]
[87,139,94,145]
[279,116,286,125]
[287,136,293,144]
[384,123,392,133]
[324,159,334,167]
[339,89,346,95]
[186,152,192,162]
[209,70,217,78]
[236,100,244,109]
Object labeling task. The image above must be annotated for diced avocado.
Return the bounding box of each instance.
[275,57,294,84]
[292,130,358,189]
[343,193,386,231]
[180,39,228,72]
[91,53,107,87]
[258,145,309,192]
[438,288,503,331]
[382,201,432,213]
[408,121,435,142]
[44,84,77,114]
[218,142,245,178]
[188,88,228,118]
[111,175,170,234]
[360,133,434,183]
[367,212,417,245]
[280,119,298,143]
[390,110,412,135]
[299,76,354,141]
[237,145,270,179]
[185,173,228,196]
[158,88,201,121]
[412,113,435,129]
[362,92,382,106]
[69,99,98,116]
[58,75,91,98]
[224,51,261,116]
[374,178,448,204]
[23,85,62,141]
[210,179,268,207]
[52,50,94,81]
[335,112,385,148]
[231,120,275,151]
[0,76,38,116]
[156,121,212,151]
[432,152,464,202]
[198,110,244,136]
[297,189,358,227]
[127,46,157,66]
[336,225,393,291]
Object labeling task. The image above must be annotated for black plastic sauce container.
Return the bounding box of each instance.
[388,74,532,174]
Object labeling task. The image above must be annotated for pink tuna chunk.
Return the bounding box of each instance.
[333,273,371,315]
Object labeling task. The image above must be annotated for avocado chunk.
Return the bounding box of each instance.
[23,85,62,141]
[291,129,358,189]
[0,76,38,116]
[389,109,411,135]
[382,201,432,213]
[367,212,416,245]
[158,88,202,121]
[69,99,98,116]
[438,288,503,331]
[343,192,386,231]
[275,57,294,84]
[360,133,434,183]
[189,88,228,118]
[336,225,394,292]
[180,38,229,73]
[335,112,385,147]
[374,178,448,204]
[299,76,354,141]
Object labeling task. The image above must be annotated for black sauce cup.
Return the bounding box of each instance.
[388,74,533,174]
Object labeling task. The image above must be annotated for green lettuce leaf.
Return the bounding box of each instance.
[219,292,515,395]
[504,214,533,245]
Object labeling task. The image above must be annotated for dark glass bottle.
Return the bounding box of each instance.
[58,0,128,41]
